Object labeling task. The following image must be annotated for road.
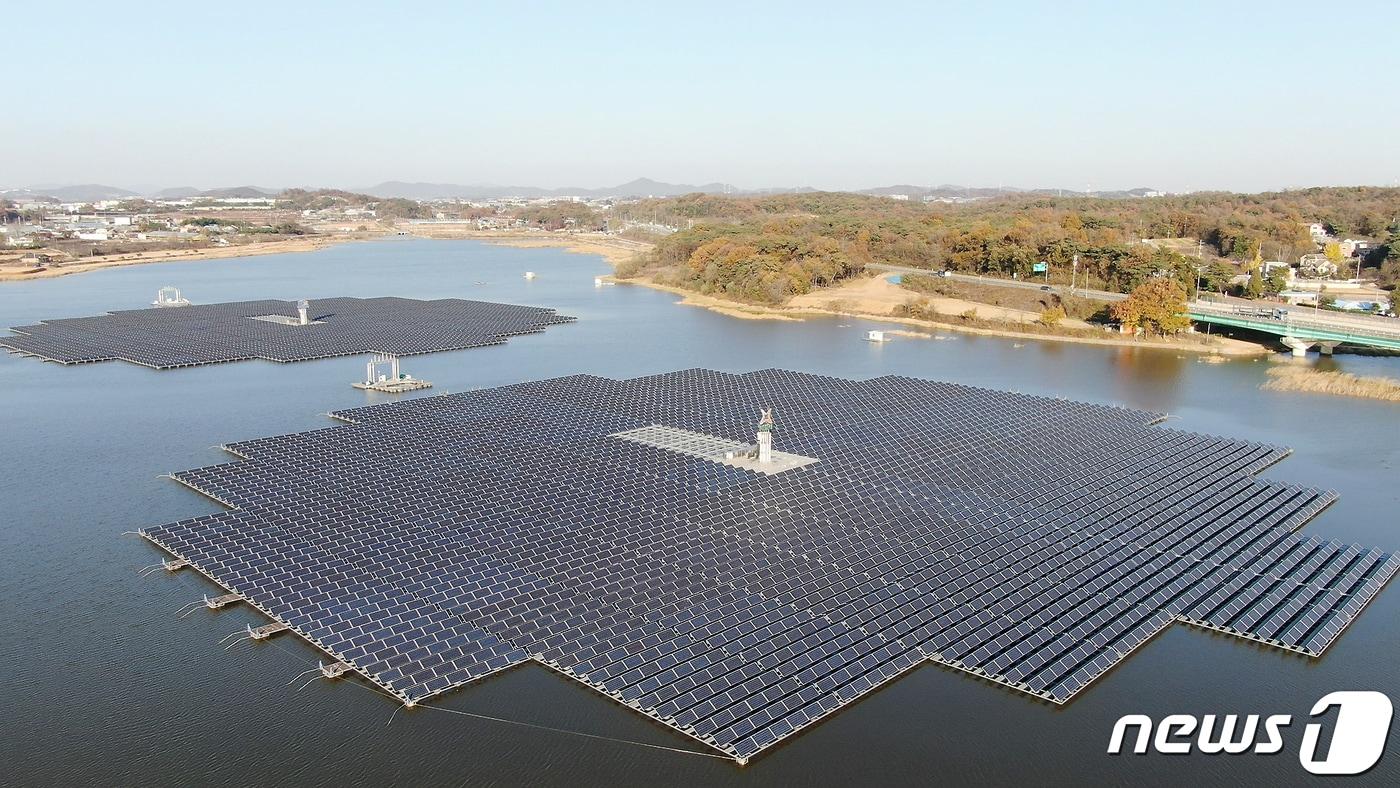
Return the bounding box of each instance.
[867,263,1127,302]
[1189,299,1400,340]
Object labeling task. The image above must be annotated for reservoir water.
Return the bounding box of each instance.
[2,238,1397,786]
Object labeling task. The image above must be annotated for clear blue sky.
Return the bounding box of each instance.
[8,0,1398,193]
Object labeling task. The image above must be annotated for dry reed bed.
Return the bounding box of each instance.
[1262,365,1400,402]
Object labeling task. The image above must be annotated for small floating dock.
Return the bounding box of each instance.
[249,622,289,640]
[865,329,889,342]
[205,593,242,609]
[352,353,432,392]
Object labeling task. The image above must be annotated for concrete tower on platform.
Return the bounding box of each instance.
[757,408,774,464]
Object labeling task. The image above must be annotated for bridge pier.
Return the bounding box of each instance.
[1281,336,1314,357]
[1318,341,1340,356]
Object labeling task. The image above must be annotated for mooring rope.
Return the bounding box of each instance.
[252,635,731,762]
[418,703,733,761]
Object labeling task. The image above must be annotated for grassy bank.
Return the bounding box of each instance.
[1262,365,1400,402]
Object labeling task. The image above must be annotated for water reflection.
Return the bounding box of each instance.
[1109,346,1188,412]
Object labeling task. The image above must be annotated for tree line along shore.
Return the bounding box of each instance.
[6,186,1398,371]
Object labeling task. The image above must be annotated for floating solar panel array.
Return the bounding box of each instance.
[0,297,573,369]
[140,369,1398,763]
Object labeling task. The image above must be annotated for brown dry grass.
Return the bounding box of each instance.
[1262,366,1400,402]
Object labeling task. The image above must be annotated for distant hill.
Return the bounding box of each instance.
[362,177,746,200]
[4,180,1168,205]
[0,188,58,203]
[196,186,277,198]
[858,184,1165,200]
[4,184,139,202]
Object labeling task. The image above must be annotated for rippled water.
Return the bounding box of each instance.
[2,238,1396,786]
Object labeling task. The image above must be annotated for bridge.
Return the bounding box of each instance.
[1187,300,1400,354]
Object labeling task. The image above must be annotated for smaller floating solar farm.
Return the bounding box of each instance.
[140,369,1397,763]
[0,297,574,369]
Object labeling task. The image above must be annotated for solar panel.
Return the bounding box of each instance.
[0,296,574,369]
[138,369,1398,763]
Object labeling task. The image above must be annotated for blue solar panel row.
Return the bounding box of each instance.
[140,369,1398,762]
[1,296,574,368]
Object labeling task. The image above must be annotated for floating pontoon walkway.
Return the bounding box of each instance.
[0,296,574,369]
[139,369,1397,764]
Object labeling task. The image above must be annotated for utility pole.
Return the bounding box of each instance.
[1071,254,1079,292]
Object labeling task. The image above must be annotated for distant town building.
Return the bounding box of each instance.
[1297,253,1337,278]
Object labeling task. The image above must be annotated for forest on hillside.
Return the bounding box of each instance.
[613,188,1400,304]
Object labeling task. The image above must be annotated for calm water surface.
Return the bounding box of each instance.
[1,239,1397,786]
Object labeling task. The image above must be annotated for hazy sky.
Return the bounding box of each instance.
[8,0,1398,193]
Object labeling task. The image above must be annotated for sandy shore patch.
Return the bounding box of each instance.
[403,228,652,267]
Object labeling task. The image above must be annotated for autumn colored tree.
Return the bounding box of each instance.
[1111,277,1190,335]
[1247,243,1264,271]
[618,185,1400,304]
[1324,241,1344,266]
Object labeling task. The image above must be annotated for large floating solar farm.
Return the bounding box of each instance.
[140,369,1397,763]
[0,296,573,369]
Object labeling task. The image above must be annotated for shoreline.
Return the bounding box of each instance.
[606,274,1270,356]
[398,228,1271,357]
[0,225,1272,357]
[0,233,374,282]
[402,227,653,267]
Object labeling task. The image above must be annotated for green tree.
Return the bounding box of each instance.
[375,198,426,219]
[1246,267,1264,298]
[1201,261,1235,294]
